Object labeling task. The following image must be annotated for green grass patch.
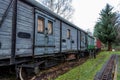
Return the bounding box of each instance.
[55,51,120,80]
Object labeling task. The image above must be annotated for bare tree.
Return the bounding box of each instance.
[38,0,74,21]
[86,29,92,36]
[115,13,120,44]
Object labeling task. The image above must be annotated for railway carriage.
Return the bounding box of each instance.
[87,35,95,50]
[0,0,95,79]
[87,35,95,57]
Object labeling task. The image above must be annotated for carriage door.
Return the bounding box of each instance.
[35,13,55,55]
[81,32,86,51]
[67,29,72,50]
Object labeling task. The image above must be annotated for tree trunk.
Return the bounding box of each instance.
[108,42,112,51]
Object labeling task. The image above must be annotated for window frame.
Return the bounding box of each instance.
[81,33,84,42]
[48,20,53,35]
[67,29,71,39]
[37,16,45,34]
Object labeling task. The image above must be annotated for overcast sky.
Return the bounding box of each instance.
[72,0,120,33]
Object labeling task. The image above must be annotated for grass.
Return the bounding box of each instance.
[55,51,120,80]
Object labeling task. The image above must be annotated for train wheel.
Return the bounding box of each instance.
[19,67,28,80]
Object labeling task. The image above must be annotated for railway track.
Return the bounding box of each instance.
[94,54,118,80]
[117,55,120,79]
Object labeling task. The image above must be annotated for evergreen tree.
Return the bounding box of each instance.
[94,4,119,51]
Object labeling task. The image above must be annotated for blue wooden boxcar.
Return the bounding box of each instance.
[0,0,95,79]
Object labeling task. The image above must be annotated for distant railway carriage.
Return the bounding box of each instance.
[96,38,102,51]
[0,0,96,79]
[87,35,95,50]
[96,39,101,49]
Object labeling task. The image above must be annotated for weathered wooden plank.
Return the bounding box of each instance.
[0,8,7,14]
[0,34,11,39]
[17,11,33,19]
[0,38,11,50]
[17,6,33,16]
[17,3,33,19]
[17,18,33,27]
[35,47,55,55]
[0,15,12,23]
[0,2,11,10]
[0,49,11,56]
[34,48,45,55]
[17,21,33,28]
[17,3,33,12]
[0,36,11,49]
[16,38,32,44]
[0,0,11,7]
[61,48,67,51]
[17,15,33,23]
[0,8,13,16]
[0,17,12,25]
[17,26,33,32]
[35,38,54,43]
[0,0,11,3]
[0,31,12,35]
[0,26,12,32]
[1,22,12,28]
[16,44,32,49]
[17,25,33,32]
[0,31,12,36]
[16,48,32,55]
[47,48,54,53]
[0,43,11,49]
[0,7,13,15]
[18,0,33,10]
[0,16,12,22]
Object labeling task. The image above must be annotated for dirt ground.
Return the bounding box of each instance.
[31,57,88,80]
